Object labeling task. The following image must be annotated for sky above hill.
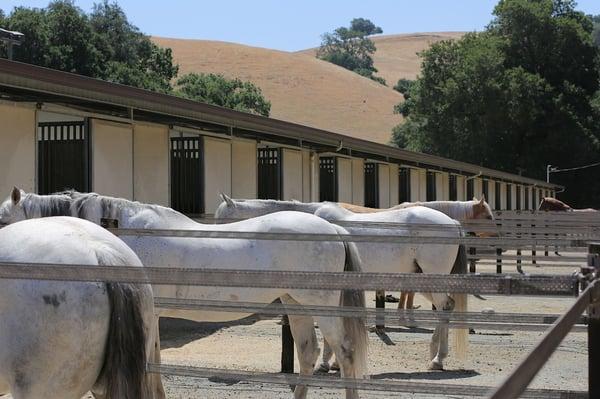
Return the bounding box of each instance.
[3,0,600,51]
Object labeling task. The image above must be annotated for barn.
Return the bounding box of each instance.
[0,59,558,214]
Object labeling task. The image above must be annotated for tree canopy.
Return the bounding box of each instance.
[0,0,178,93]
[175,73,271,117]
[392,0,600,207]
[0,1,271,115]
[316,18,386,85]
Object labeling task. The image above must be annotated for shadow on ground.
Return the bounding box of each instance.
[371,369,480,381]
[159,315,265,349]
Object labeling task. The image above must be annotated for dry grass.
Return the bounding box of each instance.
[153,32,463,144]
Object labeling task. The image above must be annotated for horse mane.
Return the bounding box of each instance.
[23,190,187,221]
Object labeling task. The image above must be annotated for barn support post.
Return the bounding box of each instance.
[281,315,295,373]
[531,223,537,265]
[496,247,502,274]
[516,223,523,274]
[588,243,600,398]
[469,247,476,273]
[375,289,386,330]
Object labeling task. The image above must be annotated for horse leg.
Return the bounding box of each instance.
[315,316,366,399]
[427,293,453,370]
[419,292,452,370]
[281,296,320,399]
[398,292,407,309]
[318,339,340,372]
[406,293,415,309]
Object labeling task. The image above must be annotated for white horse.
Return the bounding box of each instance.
[215,196,469,371]
[0,188,368,399]
[0,216,163,399]
[340,198,495,309]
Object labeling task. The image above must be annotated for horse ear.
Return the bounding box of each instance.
[480,194,486,204]
[11,186,21,205]
[472,196,478,202]
[220,193,235,207]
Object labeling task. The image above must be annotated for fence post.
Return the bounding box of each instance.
[589,243,600,398]
[531,223,537,265]
[496,247,502,274]
[281,315,294,373]
[375,289,386,331]
[469,247,476,273]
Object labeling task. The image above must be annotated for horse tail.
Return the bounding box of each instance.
[333,224,369,379]
[450,243,469,360]
[94,250,150,399]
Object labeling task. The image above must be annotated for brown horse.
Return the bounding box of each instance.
[538,197,596,212]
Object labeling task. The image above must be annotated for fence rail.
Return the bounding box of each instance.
[0,262,579,295]
[147,363,587,399]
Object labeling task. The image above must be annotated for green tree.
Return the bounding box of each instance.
[1,0,177,92]
[392,0,600,207]
[349,18,383,36]
[317,18,386,85]
[591,14,600,46]
[175,73,271,117]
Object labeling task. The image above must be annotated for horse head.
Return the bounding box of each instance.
[471,195,498,238]
[538,197,571,211]
[0,187,27,226]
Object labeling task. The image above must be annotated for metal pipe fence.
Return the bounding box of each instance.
[0,221,597,398]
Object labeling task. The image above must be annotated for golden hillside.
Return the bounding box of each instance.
[153,33,463,144]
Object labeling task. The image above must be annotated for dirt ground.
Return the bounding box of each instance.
[158,252,587,398]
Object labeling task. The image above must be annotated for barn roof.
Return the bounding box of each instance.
[0,58,559,189]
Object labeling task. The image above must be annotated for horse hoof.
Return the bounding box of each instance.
[428,361,444,371]
[331,362,340,371]
[316,363,330,373]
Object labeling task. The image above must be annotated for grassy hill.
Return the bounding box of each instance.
[153,32,463,144]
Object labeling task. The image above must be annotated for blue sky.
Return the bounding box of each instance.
[3,0,600,51]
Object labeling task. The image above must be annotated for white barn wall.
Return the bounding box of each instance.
[351,158,364,205]
[133,123,169,206]
[440,173,449,201]
[435,172,444,201]
[474,178,482,199]
[282,148,303,201]
[302,150,311,202]
[389,163,399,206]
[500,183,507,210]
[0,103,35,195]
[378,164,390,208]
[92,119,133,199]
[489,181,496,209]
[418,169,427,201]
[337,157,353,203]
[204,136,232,213]
[231,139,257,199]
[310,154,319,202]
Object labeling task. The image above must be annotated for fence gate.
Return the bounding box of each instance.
[257,148,282,200]
[171,136,204,216]
[364,162,379,208]
[319,157,337,202]
[38,120,90,194]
